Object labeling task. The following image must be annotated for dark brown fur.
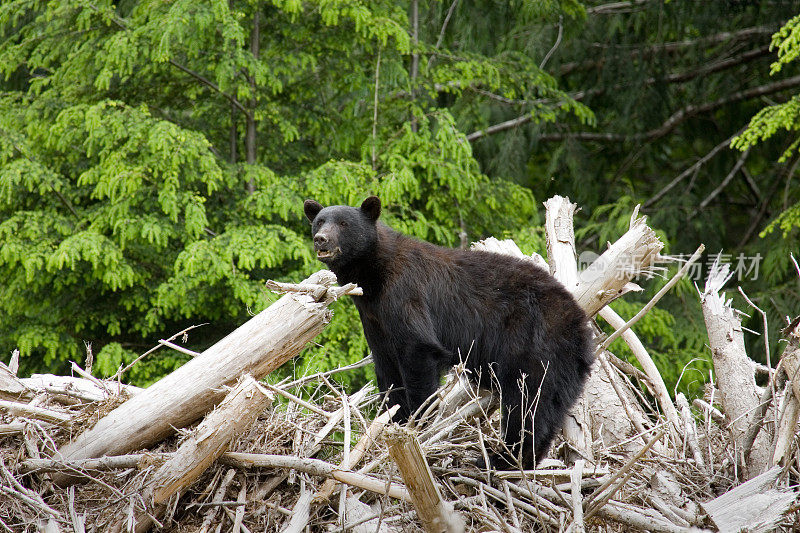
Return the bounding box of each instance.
[304,197,594,467]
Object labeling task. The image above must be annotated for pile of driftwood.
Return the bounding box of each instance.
[1,196,799,532]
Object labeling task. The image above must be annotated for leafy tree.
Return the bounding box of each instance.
[0,0,585,385]
[5,0,798,398]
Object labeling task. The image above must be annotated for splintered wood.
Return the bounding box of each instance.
[2,197,800,532]
[51,270,343,485]
[111,375,273,533]
[385,426,464,533]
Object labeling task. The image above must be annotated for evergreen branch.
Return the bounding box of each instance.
[458,45,771,133]
[559,25,776,76]
[691,148,751,216]
[644,131,743,208]
[738,151,800,247]
[428,45,770,109]
[658,45,772,85]
[533,74,800,144]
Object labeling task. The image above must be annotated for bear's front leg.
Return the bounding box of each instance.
[373,355,410,422]
[399,342,447,421]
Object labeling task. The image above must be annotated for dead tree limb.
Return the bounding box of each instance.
[385,425,465,533]
[111,375,273,533]
[52,270,344,486]
[700,259,771,478]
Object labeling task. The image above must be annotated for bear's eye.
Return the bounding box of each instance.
[339,220,348,228]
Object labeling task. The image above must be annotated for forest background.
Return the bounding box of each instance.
[2,0,800,399]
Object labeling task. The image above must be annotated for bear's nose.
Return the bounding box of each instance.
[314,234,329,246]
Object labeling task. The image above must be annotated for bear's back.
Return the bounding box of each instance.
[370,230,589,369]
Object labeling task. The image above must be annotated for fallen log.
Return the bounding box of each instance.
[51,270,348,485]
[111,375,273,533]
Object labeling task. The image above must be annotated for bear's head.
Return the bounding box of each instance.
[303,196,381,269]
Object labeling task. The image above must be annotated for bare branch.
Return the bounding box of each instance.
[586,0,650,15]
[692,148,751,215]
[540,16,564,70]
[537,75,800,144]
[435,0,459,50]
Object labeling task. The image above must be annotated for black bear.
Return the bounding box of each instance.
[303,196,594,468]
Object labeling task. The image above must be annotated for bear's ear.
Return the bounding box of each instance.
[360,196,381,221]
[304,199,324,222]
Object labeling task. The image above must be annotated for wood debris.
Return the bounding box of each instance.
[1,196,798,532]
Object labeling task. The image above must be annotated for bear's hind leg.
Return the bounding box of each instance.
[496,368,562,469]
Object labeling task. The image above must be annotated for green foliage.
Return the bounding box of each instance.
[0,0,576,387]
[3,0,797,400]
[730,14,800,365]
[732,16,800,241]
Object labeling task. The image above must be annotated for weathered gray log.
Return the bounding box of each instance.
[701,466,795,533]
[700,259,771,478]
[111,375,273,533]
[385,425,465,533]
[52,270,343,486]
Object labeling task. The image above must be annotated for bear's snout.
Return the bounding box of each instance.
[312,231,341,262]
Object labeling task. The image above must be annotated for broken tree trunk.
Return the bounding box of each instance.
[52,270,346,486]
[544,196,662,459]
[0,362,26,401]
[700,259,771,478]
[112,375,273,533]
[385,425,465,533]
[472,197,669,460]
